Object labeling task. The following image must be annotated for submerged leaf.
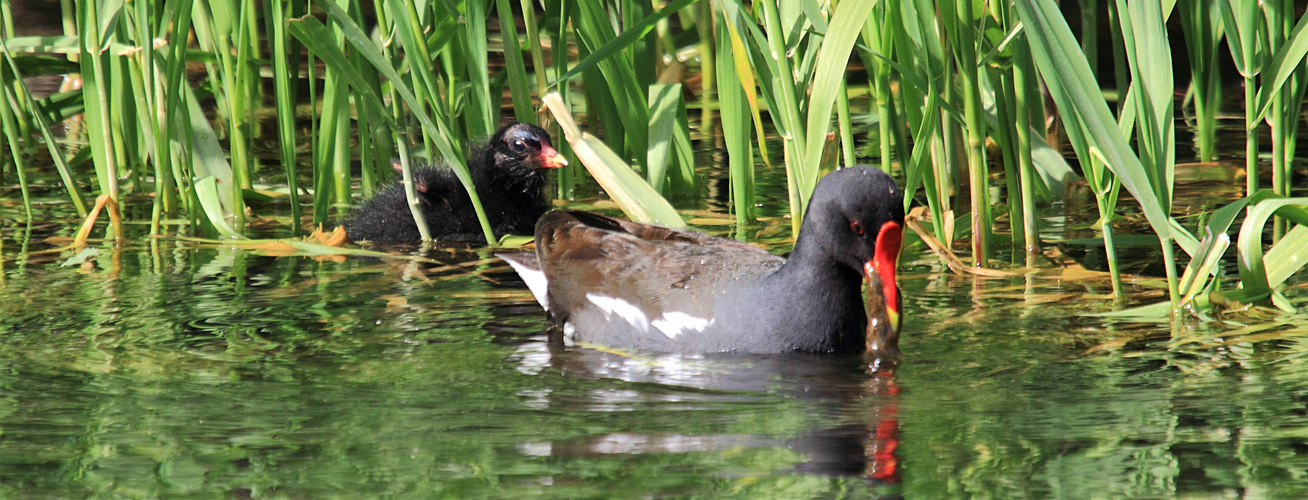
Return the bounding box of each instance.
[497,235,534,248]
[60,247,99,268]
[1087,299,1174,319]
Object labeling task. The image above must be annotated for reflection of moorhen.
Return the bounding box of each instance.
[501,166,904,354]
[509,342,903,482]
[344,122,567,244]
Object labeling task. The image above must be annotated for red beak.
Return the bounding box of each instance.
[541,145,568,169]
[867,221,902,335]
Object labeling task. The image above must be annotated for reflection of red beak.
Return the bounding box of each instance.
[541,145,568,169]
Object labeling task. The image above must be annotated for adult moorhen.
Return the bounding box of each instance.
[344,122,567,244]
[500,165,904,354]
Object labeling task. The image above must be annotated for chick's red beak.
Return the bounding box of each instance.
[540,144,568,169]
[866,221,903,334]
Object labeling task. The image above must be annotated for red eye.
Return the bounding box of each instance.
[850,221,864,235]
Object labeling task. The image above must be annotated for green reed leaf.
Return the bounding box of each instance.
[799,0,877,202]
[1119,0,1175,201]
[544,93,684,227]
[178,84,234,214]
[715,7,755,224]
[495,0,534,123]
[0,46,88,216]
[1265,224,1308,289]
[646,83,680,194]
[0,35,133,56]
[1016,0,1178,244]
[1237,196,1308,302]
[1177,195,1252,307]
[1218,0,1264,78]
[195,176,243,239]
[1252,12,1308,124]
[551,0,696,87]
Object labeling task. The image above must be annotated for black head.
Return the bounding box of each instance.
[801,166,904,269]
[798,166,905,347]
[483,122,568,176]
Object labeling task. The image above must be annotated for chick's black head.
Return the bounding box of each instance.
[482,122,566,180]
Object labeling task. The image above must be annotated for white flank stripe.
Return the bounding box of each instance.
[586,293,650,332]
[651,312,714,339]
[502,258,550,310]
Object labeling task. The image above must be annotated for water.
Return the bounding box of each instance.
[3,196,1308,497]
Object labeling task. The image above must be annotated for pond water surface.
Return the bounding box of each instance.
[4,180,1308,498]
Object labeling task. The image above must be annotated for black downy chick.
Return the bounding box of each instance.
[343,123,568,244]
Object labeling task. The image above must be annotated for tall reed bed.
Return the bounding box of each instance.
[2,0,1308,316]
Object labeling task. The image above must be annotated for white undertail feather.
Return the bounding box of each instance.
[500,255,550,310]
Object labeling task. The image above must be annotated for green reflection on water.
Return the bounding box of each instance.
[2,214,1308,498]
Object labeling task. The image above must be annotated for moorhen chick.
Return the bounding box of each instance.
[500,166,904,354]
[344,122,567,244]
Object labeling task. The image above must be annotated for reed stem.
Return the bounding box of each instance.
[954,0,989,267]
[1013,35,1041,257]
[1244,77,1258,199]
[269,0,301,233]
[760,0,807,236]
[1098,199,1124,298]
[0,83,31,221]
